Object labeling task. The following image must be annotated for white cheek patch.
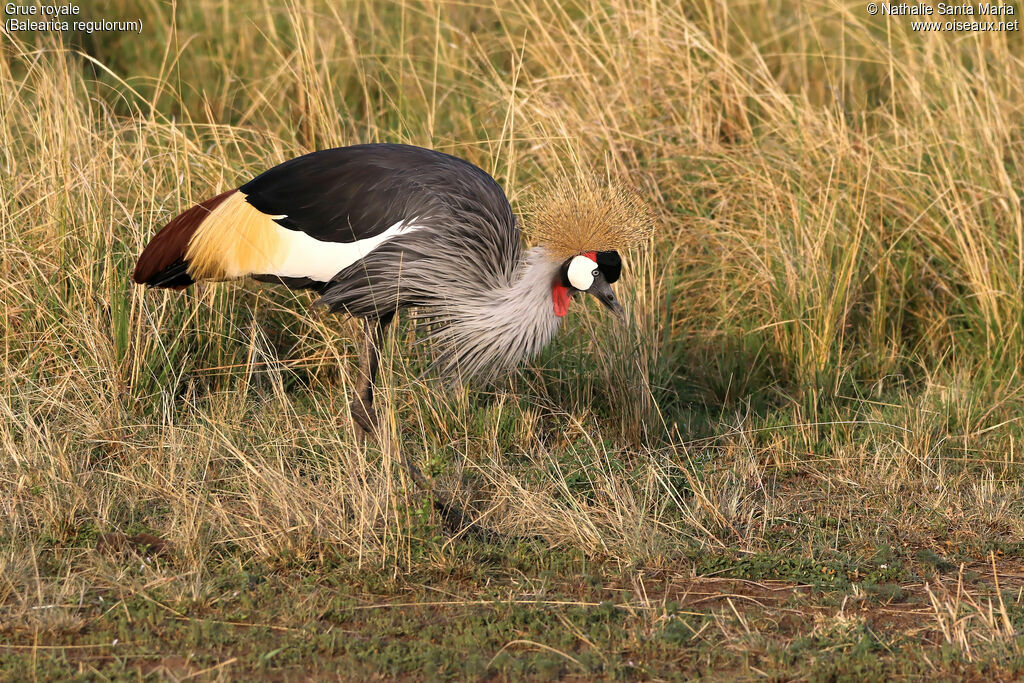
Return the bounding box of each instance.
[567,255,598,291]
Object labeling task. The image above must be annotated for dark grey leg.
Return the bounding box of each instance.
[346,314,499,539]
[350,314,391,440]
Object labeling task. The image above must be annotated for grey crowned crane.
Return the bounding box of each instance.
[133,143,652,441]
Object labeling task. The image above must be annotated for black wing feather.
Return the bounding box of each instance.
[240,143,502,244]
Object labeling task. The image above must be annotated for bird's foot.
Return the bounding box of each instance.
[349,396,378,442]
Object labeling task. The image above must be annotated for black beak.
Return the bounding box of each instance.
[587,272,626,323]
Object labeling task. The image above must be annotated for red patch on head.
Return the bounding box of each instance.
[583,251,596,261]
[552,282,571,317]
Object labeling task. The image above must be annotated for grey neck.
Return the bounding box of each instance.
[425,247,564,381]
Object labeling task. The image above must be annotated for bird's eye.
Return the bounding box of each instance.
[592,269,599,277]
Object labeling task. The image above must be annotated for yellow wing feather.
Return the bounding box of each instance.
[185,191,285,280]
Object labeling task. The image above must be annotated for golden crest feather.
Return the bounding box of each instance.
[525,176,654,259]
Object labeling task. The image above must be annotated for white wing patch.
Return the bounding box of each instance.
[269,219,424,281]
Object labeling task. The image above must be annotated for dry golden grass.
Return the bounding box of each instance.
[2,0,1024,677]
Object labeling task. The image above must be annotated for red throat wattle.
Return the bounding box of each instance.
[551,251,597,317]
[552,282,571,317]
